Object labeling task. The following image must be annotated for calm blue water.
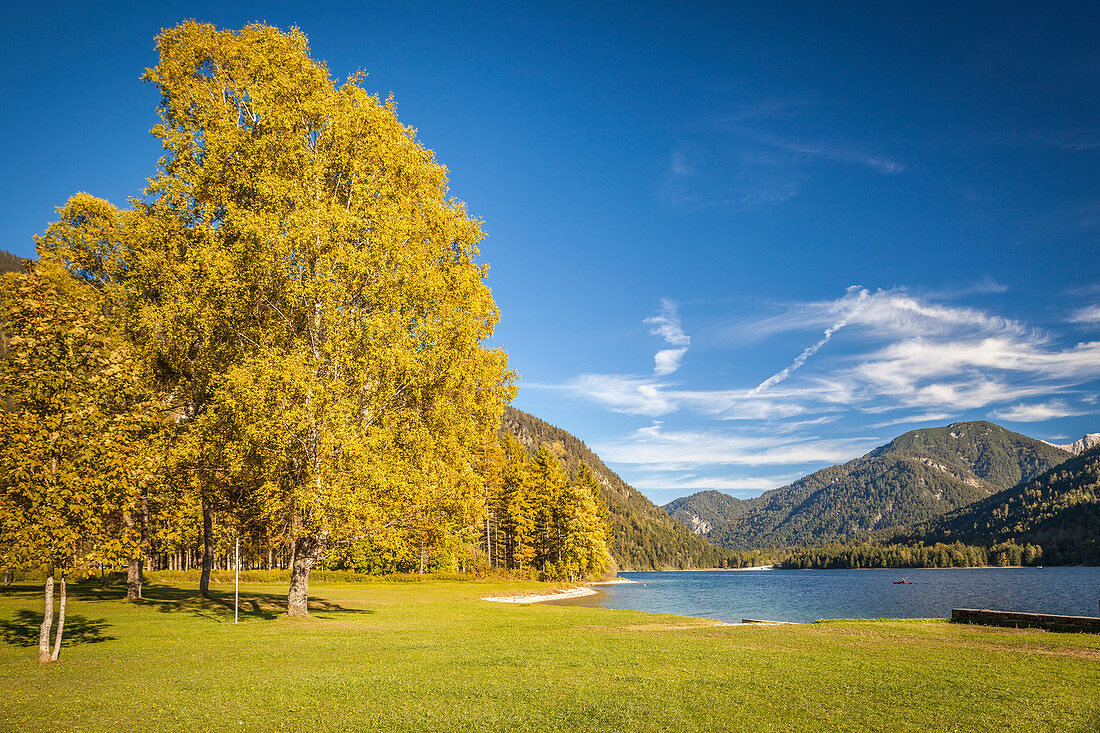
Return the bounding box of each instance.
[551,567,1100,623]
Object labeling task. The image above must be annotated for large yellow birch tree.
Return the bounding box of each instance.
[43,22,512,615]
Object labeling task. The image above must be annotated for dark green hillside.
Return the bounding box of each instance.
[663,490,753,537]
[699,455,992,548]
[666,421,1071,550]
[501,407,745,570]
[907,446,1100,564]
[870,420,1071,488]
[0,249,29,275]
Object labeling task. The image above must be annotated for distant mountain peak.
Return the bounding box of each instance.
[1043,433,1100,456]
[666,419,1072,550]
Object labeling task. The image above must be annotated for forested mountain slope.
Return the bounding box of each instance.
[665,421,1071,549]
[903,446,1100,563]
[868,421,1071,487]
[664,491,752,536]
[501,407,741,570]
[0,250,29,275]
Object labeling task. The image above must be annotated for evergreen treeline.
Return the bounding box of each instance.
[501,407,764,570]
[781,541,1044,570]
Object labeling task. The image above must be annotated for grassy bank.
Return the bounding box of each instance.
[1,579,1097,732]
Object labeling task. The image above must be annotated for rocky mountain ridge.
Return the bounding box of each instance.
[664,421,1071,549]
[1044,433,1100,455]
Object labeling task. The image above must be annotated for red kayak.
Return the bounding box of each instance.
[893,578,912,584]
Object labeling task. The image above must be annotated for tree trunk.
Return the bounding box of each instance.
[126,556,143,600]
[287,534,321,617]
[50,572,66,661]
[141,492,152,570]
[37,567,54,664]
[199,494,214,597]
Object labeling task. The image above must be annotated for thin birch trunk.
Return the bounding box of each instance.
[37,567,54,664]
[199,494,213,597]
[123,509,142,599]
[50,572,66,661]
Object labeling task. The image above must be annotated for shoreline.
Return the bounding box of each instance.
[481,586,599,604]
[617,565,777,573]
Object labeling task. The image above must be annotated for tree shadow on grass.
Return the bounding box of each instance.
[123,585,373,623]
[0,610,115,648]
[6,583,372,624]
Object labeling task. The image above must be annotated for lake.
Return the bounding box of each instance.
[550,567,1100,623]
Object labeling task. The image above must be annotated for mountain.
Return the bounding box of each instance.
[1044,433,1100,455]
[664,491,752,536]
[501,407,741,570]
[905,446,1100,564]
[665,421,1072,549]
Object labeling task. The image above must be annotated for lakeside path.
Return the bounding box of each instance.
[2,578,1098,732]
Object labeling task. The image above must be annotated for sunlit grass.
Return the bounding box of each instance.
[1,579,1097,732]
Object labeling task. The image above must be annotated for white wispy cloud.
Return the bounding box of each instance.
[870,412,954,429]
[533,285,1100,503]
[715,286,1028,343]
[993,400,1084,422]
[631,473,799,493]
[851,338,1100,397]
[551,287,1100,425]
[593,424,877,469]
[1070,305,1100,324]
[743,129,906,174]
[644,298,690,376]
[662,97,905,210]
[562,374,680,416]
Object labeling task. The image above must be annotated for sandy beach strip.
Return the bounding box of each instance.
[587,577,638,585]
[481,586,598,604]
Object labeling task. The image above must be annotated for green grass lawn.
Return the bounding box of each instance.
[1,578,1098,732]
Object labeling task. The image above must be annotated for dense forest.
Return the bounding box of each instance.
[901,446,1100,564]
[665,422,1071,549]
[780,540,1044,569]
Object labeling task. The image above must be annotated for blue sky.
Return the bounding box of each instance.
[3,2,1099,504]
